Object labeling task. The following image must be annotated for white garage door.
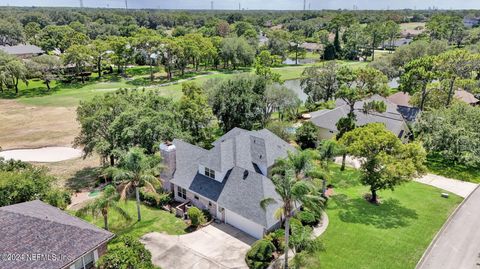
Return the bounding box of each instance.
[225,209,264,239]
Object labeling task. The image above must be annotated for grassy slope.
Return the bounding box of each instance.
[311,166,463,269]
[79,200,187,239]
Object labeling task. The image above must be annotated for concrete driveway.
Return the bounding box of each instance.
[141,223,256,269]
[415,174,478,198]
[417,185,480,269]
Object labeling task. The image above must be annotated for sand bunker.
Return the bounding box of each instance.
[0,147,83,163]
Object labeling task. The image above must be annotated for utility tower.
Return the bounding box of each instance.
[211,1,214,10]
[79,0,84,8]
[303,0,306,11]
[125,0,128,9]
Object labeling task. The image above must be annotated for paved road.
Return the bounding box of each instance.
[417,185,480,269]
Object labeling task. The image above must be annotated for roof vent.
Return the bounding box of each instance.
[243,170,249,180]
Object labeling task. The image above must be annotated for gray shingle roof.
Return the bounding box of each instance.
[0,200,114,269]
[217,167,281,228]
[312,95,410,137]
[0,44,44,56]
[170,128,295,228]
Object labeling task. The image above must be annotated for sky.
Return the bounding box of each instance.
[1,0,480,10]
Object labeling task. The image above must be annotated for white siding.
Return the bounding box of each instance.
[225,209,265,239]
[318,127,335,140]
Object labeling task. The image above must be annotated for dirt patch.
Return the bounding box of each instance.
[0,99,79,149]
[39,154,102,190]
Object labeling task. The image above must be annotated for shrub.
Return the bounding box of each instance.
[139,188,171,208]
[202,209,213,222]
[264,229,285,252]
[44,189,72,210]
[295,121,319,149]
[0,159,70,208]
[98,235,155,269]
[245,239,276,269]
[266,121,294,142]
[296,211,318,227]
[187,206,206,227]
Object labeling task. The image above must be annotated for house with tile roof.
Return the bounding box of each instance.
[0,200,114,269]
[160,128,296,239]
[310,95,412,142]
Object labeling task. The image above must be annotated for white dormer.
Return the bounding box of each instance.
[198,164,227,183]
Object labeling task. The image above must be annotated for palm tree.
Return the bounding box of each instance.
[108,147,162,221]
[262,152,324,269]
[317,140,342,195]
[271,150,313,180]
[76,185,131,231]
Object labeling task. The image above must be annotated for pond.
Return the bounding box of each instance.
[284,77,400,103]
[282,58,318,65]
[0,147,83,163]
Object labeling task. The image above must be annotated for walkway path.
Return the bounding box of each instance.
[416,185,480,269]
[415,174,478,198]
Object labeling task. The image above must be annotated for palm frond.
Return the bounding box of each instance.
[274,207,284,220]
[111,204,132,221]
[119,181,133,200]
[260,197,276,210]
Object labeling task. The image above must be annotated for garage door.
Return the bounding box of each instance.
[225,209,264,239]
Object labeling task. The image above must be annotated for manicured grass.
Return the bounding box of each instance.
[426,153,480,183]
[310,166,463,269]
[79,200,187,239]
[3,61,369,107]
[18,80,131,106]
[400,22,426,31]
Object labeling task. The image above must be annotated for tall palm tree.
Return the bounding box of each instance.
[109,147,162,221]
[271,150,313,180]
[317,140,342,195]
[262,152,324,269]
[76,185,131,231]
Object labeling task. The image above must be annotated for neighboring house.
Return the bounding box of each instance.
[160,128,296,239]
[310,95,411,141]
[382,37,414,49]
[463,17,480,28]
[454,90,479,106]
[388,90,479,110]
[387,92,421,122]
[300,42,322,52]
[0,200,114,269]
[0,44,44,59]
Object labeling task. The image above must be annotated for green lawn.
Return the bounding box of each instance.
[400,22,426,31]
[426,153,480,183]
[3,61,369,107]
[78,200,187,239]
[310,165,463,269]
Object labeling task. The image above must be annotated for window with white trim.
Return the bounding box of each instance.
[177,186,187,199]
[204,167,215,179]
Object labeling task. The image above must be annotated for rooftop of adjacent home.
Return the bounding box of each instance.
[0,200,114,269]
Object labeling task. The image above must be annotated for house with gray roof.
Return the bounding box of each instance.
[0,44,44,59]
[310,95,411,142]
[160,128,296,239]
[0,200,114,269]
